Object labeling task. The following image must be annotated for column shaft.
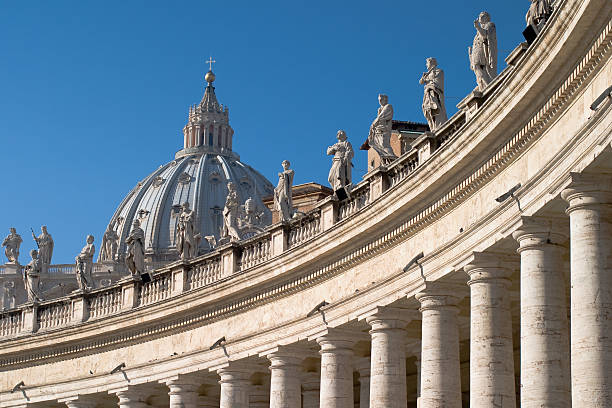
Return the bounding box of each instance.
[317,333,354,408]
[465,254,516,408]
[268,352,302,408]
[355,358,370,408]
[218,367,251,408]
[514,218,571,407]
[167,381,199,408]
[416,287,462,408]
[563,181,612,407]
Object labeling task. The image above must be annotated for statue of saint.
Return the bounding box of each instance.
[223,182,242,241]
[177,202,200,259]
[468,11,497,91]
[420,58,448,132]
[327,130,354,192]
[100,224,119,262]
[2,228,22,264]
[75,235,96,292]
[125,219,145,276]
[526,0,552,29]
[24,249,42,302]
[32,226,54,268]
[360,94,396,164]
[274,160,295,222]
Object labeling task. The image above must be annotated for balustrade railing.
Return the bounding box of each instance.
[188,257,222,289]
[89,287,122,319]
[389,152,420,187]
[288,213,321,248]
[240,235,272,270]
[38,301,72,330]
[338,187,371,221]
[0,309,22,336]
[138,272,172,306]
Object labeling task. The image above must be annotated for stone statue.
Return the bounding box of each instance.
[125,219,145,276]
[274,160,295,222]
[2,228,22,264]
[361,94,396,163]
[75,235,96,292]
[24,249,42,302]
[526,0,552,30]
[100,224,119,262]
[241,197,264,228]
[468,11,497,91]
[32,226,54,269]
[327,130,354,192]
[176,202,200,259]
[223,182,242,241]
[420,58,448,132]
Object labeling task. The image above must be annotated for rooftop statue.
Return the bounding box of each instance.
[2,227,22,264]
[223,182,242,241]
[240,197,265,229]
[469,11,498,91]
[32,225,54,272]
[274,160,295,222]
[526,0,552,30]
[75,235,96,292]
[100,223,119,262]
[125,219,145,276]
[420,58,448,132]
[24,249,43,302]
[360,94,397,164]
[327,130,354,195]
[177,202,201,260]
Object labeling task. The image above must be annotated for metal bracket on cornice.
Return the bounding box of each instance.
[10,381,28,400]
[307,300,329,325]
[110,362,129,382]
[590,85,612,111]
[495,183,523,212]
[403,252,425,282]
[210,336,229,357]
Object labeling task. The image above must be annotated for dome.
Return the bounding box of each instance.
[100,69,275,263]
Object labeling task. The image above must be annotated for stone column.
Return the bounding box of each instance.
[355,358,370,408]
[61,396,98,408]
[562,174,612,407]
[113,389,150,408]
[217,365,253,408]
[267,347,303,408]
[415,354,421,408]
[317,330,355,408]
[464,252,516,408]
[366,307,416,408]
[513,216,570,407]
[302,371,320,408]
[166,378,200,408]
[415,283,463,408]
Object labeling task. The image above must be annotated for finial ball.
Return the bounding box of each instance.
[205,70,216,83]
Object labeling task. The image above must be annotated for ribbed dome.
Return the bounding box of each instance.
[103,153,274,263]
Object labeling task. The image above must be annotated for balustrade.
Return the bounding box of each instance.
[188,257,222,289]
[138,272,172,306]
[288,214,321,248]
[240,235,272,270]
[0,309,22,336]
[338,187,371,221]
[89,287,122,319]
[389,152,419,187]
[38,301,72,330]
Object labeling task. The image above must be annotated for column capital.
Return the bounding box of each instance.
[213,361,261,383]
[512,215,568,249]
[415,281,466,311]
[465,252,513,284]
[364,306,420,331]
[58,396,99,408]
[561,172,612,212]
[312,328,359,354]
[263,345,312,369]
[111,386,151,408]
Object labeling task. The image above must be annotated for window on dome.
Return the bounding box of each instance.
[208,133,213,146]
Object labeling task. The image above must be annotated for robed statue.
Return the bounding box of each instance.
[176,202,200,259]
[526,0,552,30]
[420,58,448,132]
[360,94,396,164]
[125,219,145,275]
[100,224,119,262]
[327,130,354,193]
[24,249,43,302]
[223,182,242,241]
[274,160,295,222]
[32,226,54,269]
[75,235,96,292]
[469,11,497,91]
[2,228,22,264]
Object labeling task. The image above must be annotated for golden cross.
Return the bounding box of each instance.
[206,56,216,71]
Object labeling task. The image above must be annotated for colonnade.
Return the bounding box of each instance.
[37,174,612,407]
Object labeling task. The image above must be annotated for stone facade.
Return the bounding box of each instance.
[1,1,612,407]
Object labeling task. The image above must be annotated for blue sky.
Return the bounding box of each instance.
[0,1,529,263]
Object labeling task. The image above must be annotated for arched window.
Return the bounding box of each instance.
[208,125,214,146]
